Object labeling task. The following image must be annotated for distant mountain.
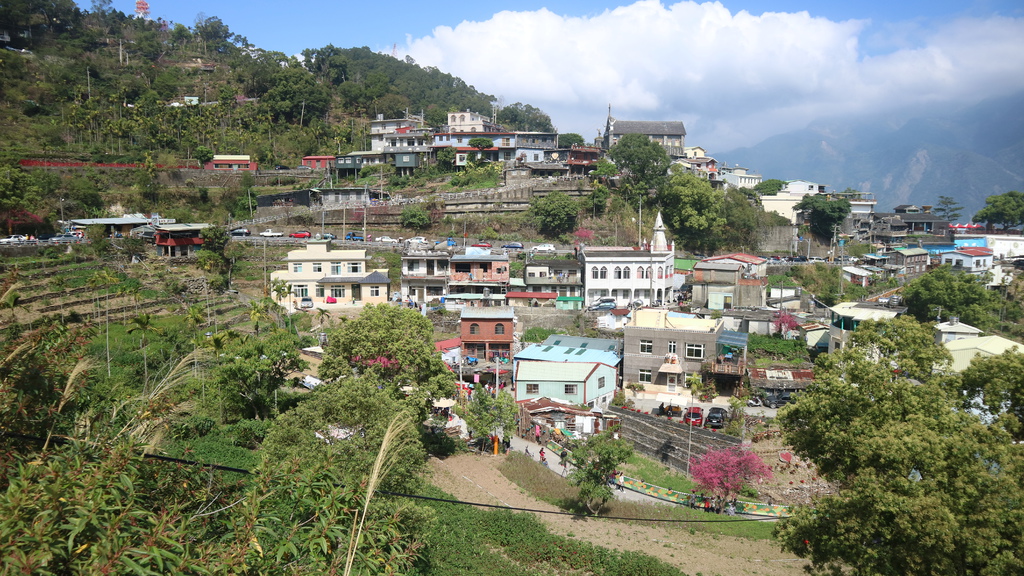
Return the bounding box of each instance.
[719,92,1024,216]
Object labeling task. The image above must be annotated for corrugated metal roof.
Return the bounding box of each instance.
[515,344,620,366]
[515,361,599,383]
[542,335,619,352]
[945,335,1023,372]
[460,306,515,319]
[717,330,749,347]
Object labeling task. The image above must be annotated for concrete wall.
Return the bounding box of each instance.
[758,225,798,253]
[609,406,740,474]
[513,308,581,330]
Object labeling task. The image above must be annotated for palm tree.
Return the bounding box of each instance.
[315,307,331,332]
[182,304,205,376]
[88,270,118,376]
[127,313,163,388]
[271,279,291,308]
[247,299,271,337]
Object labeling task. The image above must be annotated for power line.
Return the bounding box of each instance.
[2,432,787,523]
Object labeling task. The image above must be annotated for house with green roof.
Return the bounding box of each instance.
[514,360,617,409]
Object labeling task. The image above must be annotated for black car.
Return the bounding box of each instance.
[230,228,251,237]
[764,391,793,409]
[704,407,728,429]
[273,165,290,170]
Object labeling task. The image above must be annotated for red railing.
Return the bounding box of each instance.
[19,159,191,169]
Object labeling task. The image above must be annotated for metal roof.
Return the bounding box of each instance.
[515,344,620,366]
[945,336,1023,372]
[717,330,749,348]
[542,335,620,352]
[515,361,601,383]
[460,306,515,319]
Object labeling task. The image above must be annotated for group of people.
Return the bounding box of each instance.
[688,491,738,515]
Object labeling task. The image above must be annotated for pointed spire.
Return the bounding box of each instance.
[652,211,668,251]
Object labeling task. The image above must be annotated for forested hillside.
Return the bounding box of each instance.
[0,1,499,167]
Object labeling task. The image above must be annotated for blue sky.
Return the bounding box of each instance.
[109,1,1024,150]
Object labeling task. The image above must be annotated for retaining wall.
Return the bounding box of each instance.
[608,406,741,474]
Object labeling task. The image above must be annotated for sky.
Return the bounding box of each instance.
[112,0,1024,151]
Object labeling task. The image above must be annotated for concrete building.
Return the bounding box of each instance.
[514,361,617,409]
[400,247,451,302]
[934,318,983,344]
[827,301,906,352]
[945,335,1023,372]
[460,307,516,362]
[523,258,583,298]
[602,107,686,157]
[622,309,724,399]
[581,212,674,306]
[271,241,390,309]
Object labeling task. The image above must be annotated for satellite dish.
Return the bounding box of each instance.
[551,152,559,160]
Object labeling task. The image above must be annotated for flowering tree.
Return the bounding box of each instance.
[689,447,773,498]
[772,310,799,336]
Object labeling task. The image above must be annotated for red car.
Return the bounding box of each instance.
[683,407,704,427]
[471,242,492,247]
[289,231,312,238]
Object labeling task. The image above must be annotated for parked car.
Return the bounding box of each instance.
[683,407,704,427]
[377,235,399,243]
[0,235,28,244]
[229,228,250,237]
[50,233,80,244]
[586,301,616,312]
[298,297,314,309]
[763,390,794,409]
[471,242,492,248]
[260,229,283,237]
[321,232,337,240]
[345,232,364,241]
[294,165,312,170]
[289,231,312,238]
[406,236,427,245]
[273,165,290,170]
[704,407,728,429]
[502,242,525,250]
[532,243,556,253]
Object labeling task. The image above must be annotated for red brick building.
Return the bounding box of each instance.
[460,306,516,362]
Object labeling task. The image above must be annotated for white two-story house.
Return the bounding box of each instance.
[271,241,390,309]
[581,213,675,306]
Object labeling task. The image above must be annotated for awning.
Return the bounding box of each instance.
[717,330,749,348]
[658,362,683,374]
[432,398,456,408]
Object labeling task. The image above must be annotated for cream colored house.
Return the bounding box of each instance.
[944,335,1023,372]
[270,241,390,309]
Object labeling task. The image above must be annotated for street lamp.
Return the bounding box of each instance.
[59,198,65,229]
[247,188,254,219]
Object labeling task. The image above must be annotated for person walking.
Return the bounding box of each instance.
[560,449,569,476]
[539,448,547,466]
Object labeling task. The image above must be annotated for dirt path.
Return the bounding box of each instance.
[428,452,808,576]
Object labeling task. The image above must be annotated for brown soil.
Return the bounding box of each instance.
[428,452,809,576]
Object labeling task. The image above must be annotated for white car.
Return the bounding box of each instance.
[260,229,284,237]
[532,243,556,253]
[406,236,427,244]
[377,236,399,243]
[0,235,28,244]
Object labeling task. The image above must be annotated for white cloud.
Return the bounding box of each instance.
[405,1,1024,151]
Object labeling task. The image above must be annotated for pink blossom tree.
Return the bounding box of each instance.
[573,228,595,243]
[689,447,773,498]
[772,310,799,336]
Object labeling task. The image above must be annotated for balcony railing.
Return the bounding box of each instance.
[704,356,746,376]
[449,272,509,282]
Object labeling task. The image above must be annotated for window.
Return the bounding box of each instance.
[623,266,631,279]
[501,138,510,146]
[347,262,362,274]
[292,263,303,273]
[598,376,606,389]
[564,384,578,396]
[600,267,608,279]
[330,286,346,298]
[638,369,652,383]
[408,261,420,272]
[313,262,322,273]
[331,262,342,275]
[657,266,664,279]
[315,286,324,297]
[293,284,309,297]
[685,343,705,360]
[526,383,539,394]
[668,340,677,354]
[369,286,380,297]
[470,323,480,335]
[614,266,622,279]
[495,323,505,335]
[646,266,653,279]
[640,339,653,354]
[592,267,600,279]
[533,153,539,161]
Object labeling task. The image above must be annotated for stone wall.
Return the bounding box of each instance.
[758,225,797,253]
[608,406,740,474]
[513,307,582,331]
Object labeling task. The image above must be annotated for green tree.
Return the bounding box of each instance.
[753,178,786,196]
[566,428,634,514]
[933,195,963,222]
[247,298,273,336]
[901,265,998,329]
[318,304,456,417]
[528,190,579,236]
[776,318,1023,576]
[210,330,305,421]
[958,350,1024,441]
[435,147,456,172]
[973,190,1024,230]
[495,102,554,132]
[194,145,214,166]
[400,204,431,230]
[127,313,163,387]
[0,164,43,235]
[458,390,517,444]
[794,194,851,239]
[557,133,585,148]
[658,170,725,253]
[607,134,671,199]
[467,137,494,152]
